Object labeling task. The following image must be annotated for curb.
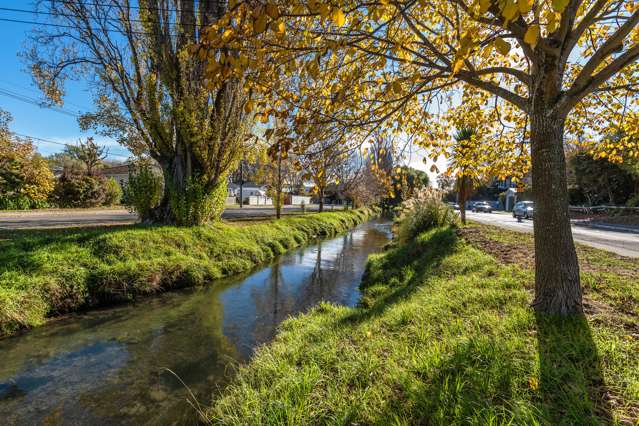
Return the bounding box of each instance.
[572,221,639,234]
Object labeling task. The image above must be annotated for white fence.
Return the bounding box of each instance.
[291,195,312,205]
[248,196,273,206]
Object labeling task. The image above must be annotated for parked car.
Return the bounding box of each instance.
[472,201,493,213]
[513,201,534,219]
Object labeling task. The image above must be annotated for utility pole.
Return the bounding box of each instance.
[239,160,244,209]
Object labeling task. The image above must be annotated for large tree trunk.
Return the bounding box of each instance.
[318,188,324,213]
[530,112,582,315]
[149,140,227,226]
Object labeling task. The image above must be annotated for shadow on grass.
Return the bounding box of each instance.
[535,313,612,424]
[339,226,458,326]
[376,335,533,424]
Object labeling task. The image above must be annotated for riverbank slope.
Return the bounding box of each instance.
[208,224,639,424]
[0,208,376,337]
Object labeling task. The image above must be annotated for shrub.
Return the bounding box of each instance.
[626,193,639,207]
[168,177,227,226]
[396,187,459,242]
[0,128,55,210]
[103,177,123,206]
[123,161,163,221]
[52,172,107,208]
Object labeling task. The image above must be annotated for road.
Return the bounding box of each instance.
[0,205,344,231]
[466,211,639,258]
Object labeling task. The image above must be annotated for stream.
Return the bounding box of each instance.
[0,219,392,425]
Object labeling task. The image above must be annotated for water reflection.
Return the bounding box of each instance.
[0,220,391,425]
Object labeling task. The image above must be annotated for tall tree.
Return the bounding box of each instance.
[28,0,254,225]
[452,128,478,225]
[65,137,107,176]
[203,0,639,315]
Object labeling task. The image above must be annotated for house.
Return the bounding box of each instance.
[97,163,163,189]
[228,182,272,205]
[98,164,132,188]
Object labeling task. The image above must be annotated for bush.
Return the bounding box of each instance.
[103,177,123,206]
[626,193,639,207]
[52,173,107,208]
[0,130,55,210]
[396,187,459,242]
[123,162,163,221]
[0,194,50,210]
[168,178,227,226]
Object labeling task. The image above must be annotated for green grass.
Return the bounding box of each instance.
[0,208,376,337]
[207,226,639,425]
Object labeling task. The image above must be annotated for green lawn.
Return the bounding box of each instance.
[207,224,639,425]
[0,208,376,337]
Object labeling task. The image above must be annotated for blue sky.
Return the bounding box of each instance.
[0,2,131,161]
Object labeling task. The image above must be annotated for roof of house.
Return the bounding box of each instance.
[228,182,264,189]
[98,164,130,175]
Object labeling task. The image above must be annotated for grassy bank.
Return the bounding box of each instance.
[208,224,639,424]
[0,208,376,337]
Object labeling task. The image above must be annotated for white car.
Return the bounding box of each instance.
[513,201,534,219]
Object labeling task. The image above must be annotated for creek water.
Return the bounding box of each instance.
[0,219,392,425]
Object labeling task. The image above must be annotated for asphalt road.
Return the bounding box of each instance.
[466,211,639,258]
[0,205,343,230]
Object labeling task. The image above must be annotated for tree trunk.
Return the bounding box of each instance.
[276,190,282,219]
[458,175,470,225]
[318,189,324,213]
[459,199,466,224]
[530,113,582,315]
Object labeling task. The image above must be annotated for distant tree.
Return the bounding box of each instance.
[263,126,297,219]
[451,128,479,225]
[569,151,635,206]
[46,152,84,175]
[437,174,456,193]
[345,163,386,208]
[392,167,430,203]
[300,138,347,213]
[65,137,106,176]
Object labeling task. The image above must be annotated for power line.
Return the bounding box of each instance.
[0,5,170,26]
[53,0,182,13]
[0,79,92,111]
[12,131,132,159]
[0,87,82,118]
[0,4,212,35]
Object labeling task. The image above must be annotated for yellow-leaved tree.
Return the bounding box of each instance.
[201,0,639,315]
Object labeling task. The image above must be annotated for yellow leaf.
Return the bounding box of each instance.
[547,11,561,33]
[501,1,519,22]
[331,8,346,27]
[319,4,330,18]
[517,0,533,14]
[479,0,491,14]
[528,377,539,391]
[275,20,286,35]
[253,14,268,34]
[524,24,540,49]
[452,58,464,74]
[551,0,569,12]
[244,100,254,113]
[265,4,280,20]
[494,38,511,56]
